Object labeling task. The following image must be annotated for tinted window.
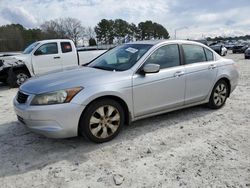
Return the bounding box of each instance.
[145,44,180,69]
[182,44,206,64]
[35,43,58,55]
[61,42,72,53]
[204,48,214,61]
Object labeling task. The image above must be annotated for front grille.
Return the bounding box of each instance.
[17,91,29,104]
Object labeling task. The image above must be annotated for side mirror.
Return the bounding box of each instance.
[142,64,160,74]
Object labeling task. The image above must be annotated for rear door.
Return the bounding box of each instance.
[32,42,62,75]
[182,44,218,104]
[132,44,186,117]
[60,41,78,69]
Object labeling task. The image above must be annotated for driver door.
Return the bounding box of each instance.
[32,42,63,75]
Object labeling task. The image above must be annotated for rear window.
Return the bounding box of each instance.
[182,44,206,64]
[61,42,72,53]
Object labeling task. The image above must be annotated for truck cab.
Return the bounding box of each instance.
[24,39,78,75]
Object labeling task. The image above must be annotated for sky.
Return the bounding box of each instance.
[0,0,250,39]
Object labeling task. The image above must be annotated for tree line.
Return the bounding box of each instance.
[0,17,170,52]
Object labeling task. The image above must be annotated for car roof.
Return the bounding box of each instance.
[39,39,73,44]
[127,40,207,47]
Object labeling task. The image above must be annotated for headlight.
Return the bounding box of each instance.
[31,87,82,105]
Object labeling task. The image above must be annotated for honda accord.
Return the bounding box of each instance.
[14,40,239,143]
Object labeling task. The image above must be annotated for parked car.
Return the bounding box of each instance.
[245,48,250,59]
[209,44,227,56]
[232,44,248,53]
[225,43,235,50]
[14,40,239,143]
[0,39,106,87]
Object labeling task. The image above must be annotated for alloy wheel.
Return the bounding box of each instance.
[213,83,227,106]
[16,73,29,86]
[89,105,121,139]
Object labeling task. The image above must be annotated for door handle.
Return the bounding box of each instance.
[54,56,60,59]
[174,71,185,77]
[208,64,216,69]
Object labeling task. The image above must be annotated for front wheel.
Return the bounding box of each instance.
[208,80,229,109]
[7,69,30,87]
[79,99,125,143]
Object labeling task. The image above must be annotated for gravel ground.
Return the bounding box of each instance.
[0,53,249,188]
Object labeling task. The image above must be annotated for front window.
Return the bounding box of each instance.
[88,44,153,71]
[144,44,180,69]
[34,43,58,56]
[23,42,40,54]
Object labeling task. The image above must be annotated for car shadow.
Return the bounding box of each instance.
[0,104,215,178]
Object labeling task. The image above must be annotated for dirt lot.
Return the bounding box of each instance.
[0,53,249,188]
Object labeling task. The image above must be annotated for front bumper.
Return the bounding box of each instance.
[13,98,85,138]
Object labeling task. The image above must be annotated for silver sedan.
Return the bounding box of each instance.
[13,40,239,143]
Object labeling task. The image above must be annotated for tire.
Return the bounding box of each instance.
[7,69,30,88]
[79,99,125,143]
[208,80,229,109]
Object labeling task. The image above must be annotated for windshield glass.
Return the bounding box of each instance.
[23,42,40,54]
[88,44,153,71]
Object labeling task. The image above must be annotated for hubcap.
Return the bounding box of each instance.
[213,83,227,106]
[16,73,29,86]
[89,105,120,139]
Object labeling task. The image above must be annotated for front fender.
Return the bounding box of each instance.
[72,86,134,118]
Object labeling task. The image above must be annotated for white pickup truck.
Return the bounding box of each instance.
[0,39,106,87]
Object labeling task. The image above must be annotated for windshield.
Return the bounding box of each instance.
[23,42,40,54]
[88,44,153,71]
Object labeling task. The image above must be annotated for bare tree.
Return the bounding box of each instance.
[40,17,85,46]
[86,26,96,40]
[62,18,85,45]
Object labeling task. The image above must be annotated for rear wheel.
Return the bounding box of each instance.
[79,99,124,143]
[208,80,229,109]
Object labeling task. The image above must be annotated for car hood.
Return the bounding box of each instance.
[20,66,132,94]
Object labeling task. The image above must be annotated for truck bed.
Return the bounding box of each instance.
[78,50,106,65]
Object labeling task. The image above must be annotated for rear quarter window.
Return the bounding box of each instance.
[61,42,72,53]
[204,48,214,61]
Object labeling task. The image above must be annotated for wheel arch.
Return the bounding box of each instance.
[78,95,131,135]
[11,64,31,76]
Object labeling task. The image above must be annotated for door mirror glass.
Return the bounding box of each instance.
[142,64,160,74]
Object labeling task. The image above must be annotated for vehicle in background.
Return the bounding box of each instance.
[0,39,106,87]
[14,40,239,143]
[209,44,227,56]
[232,44,248,54]
[245,48,250,59]
[225,43,235,50]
